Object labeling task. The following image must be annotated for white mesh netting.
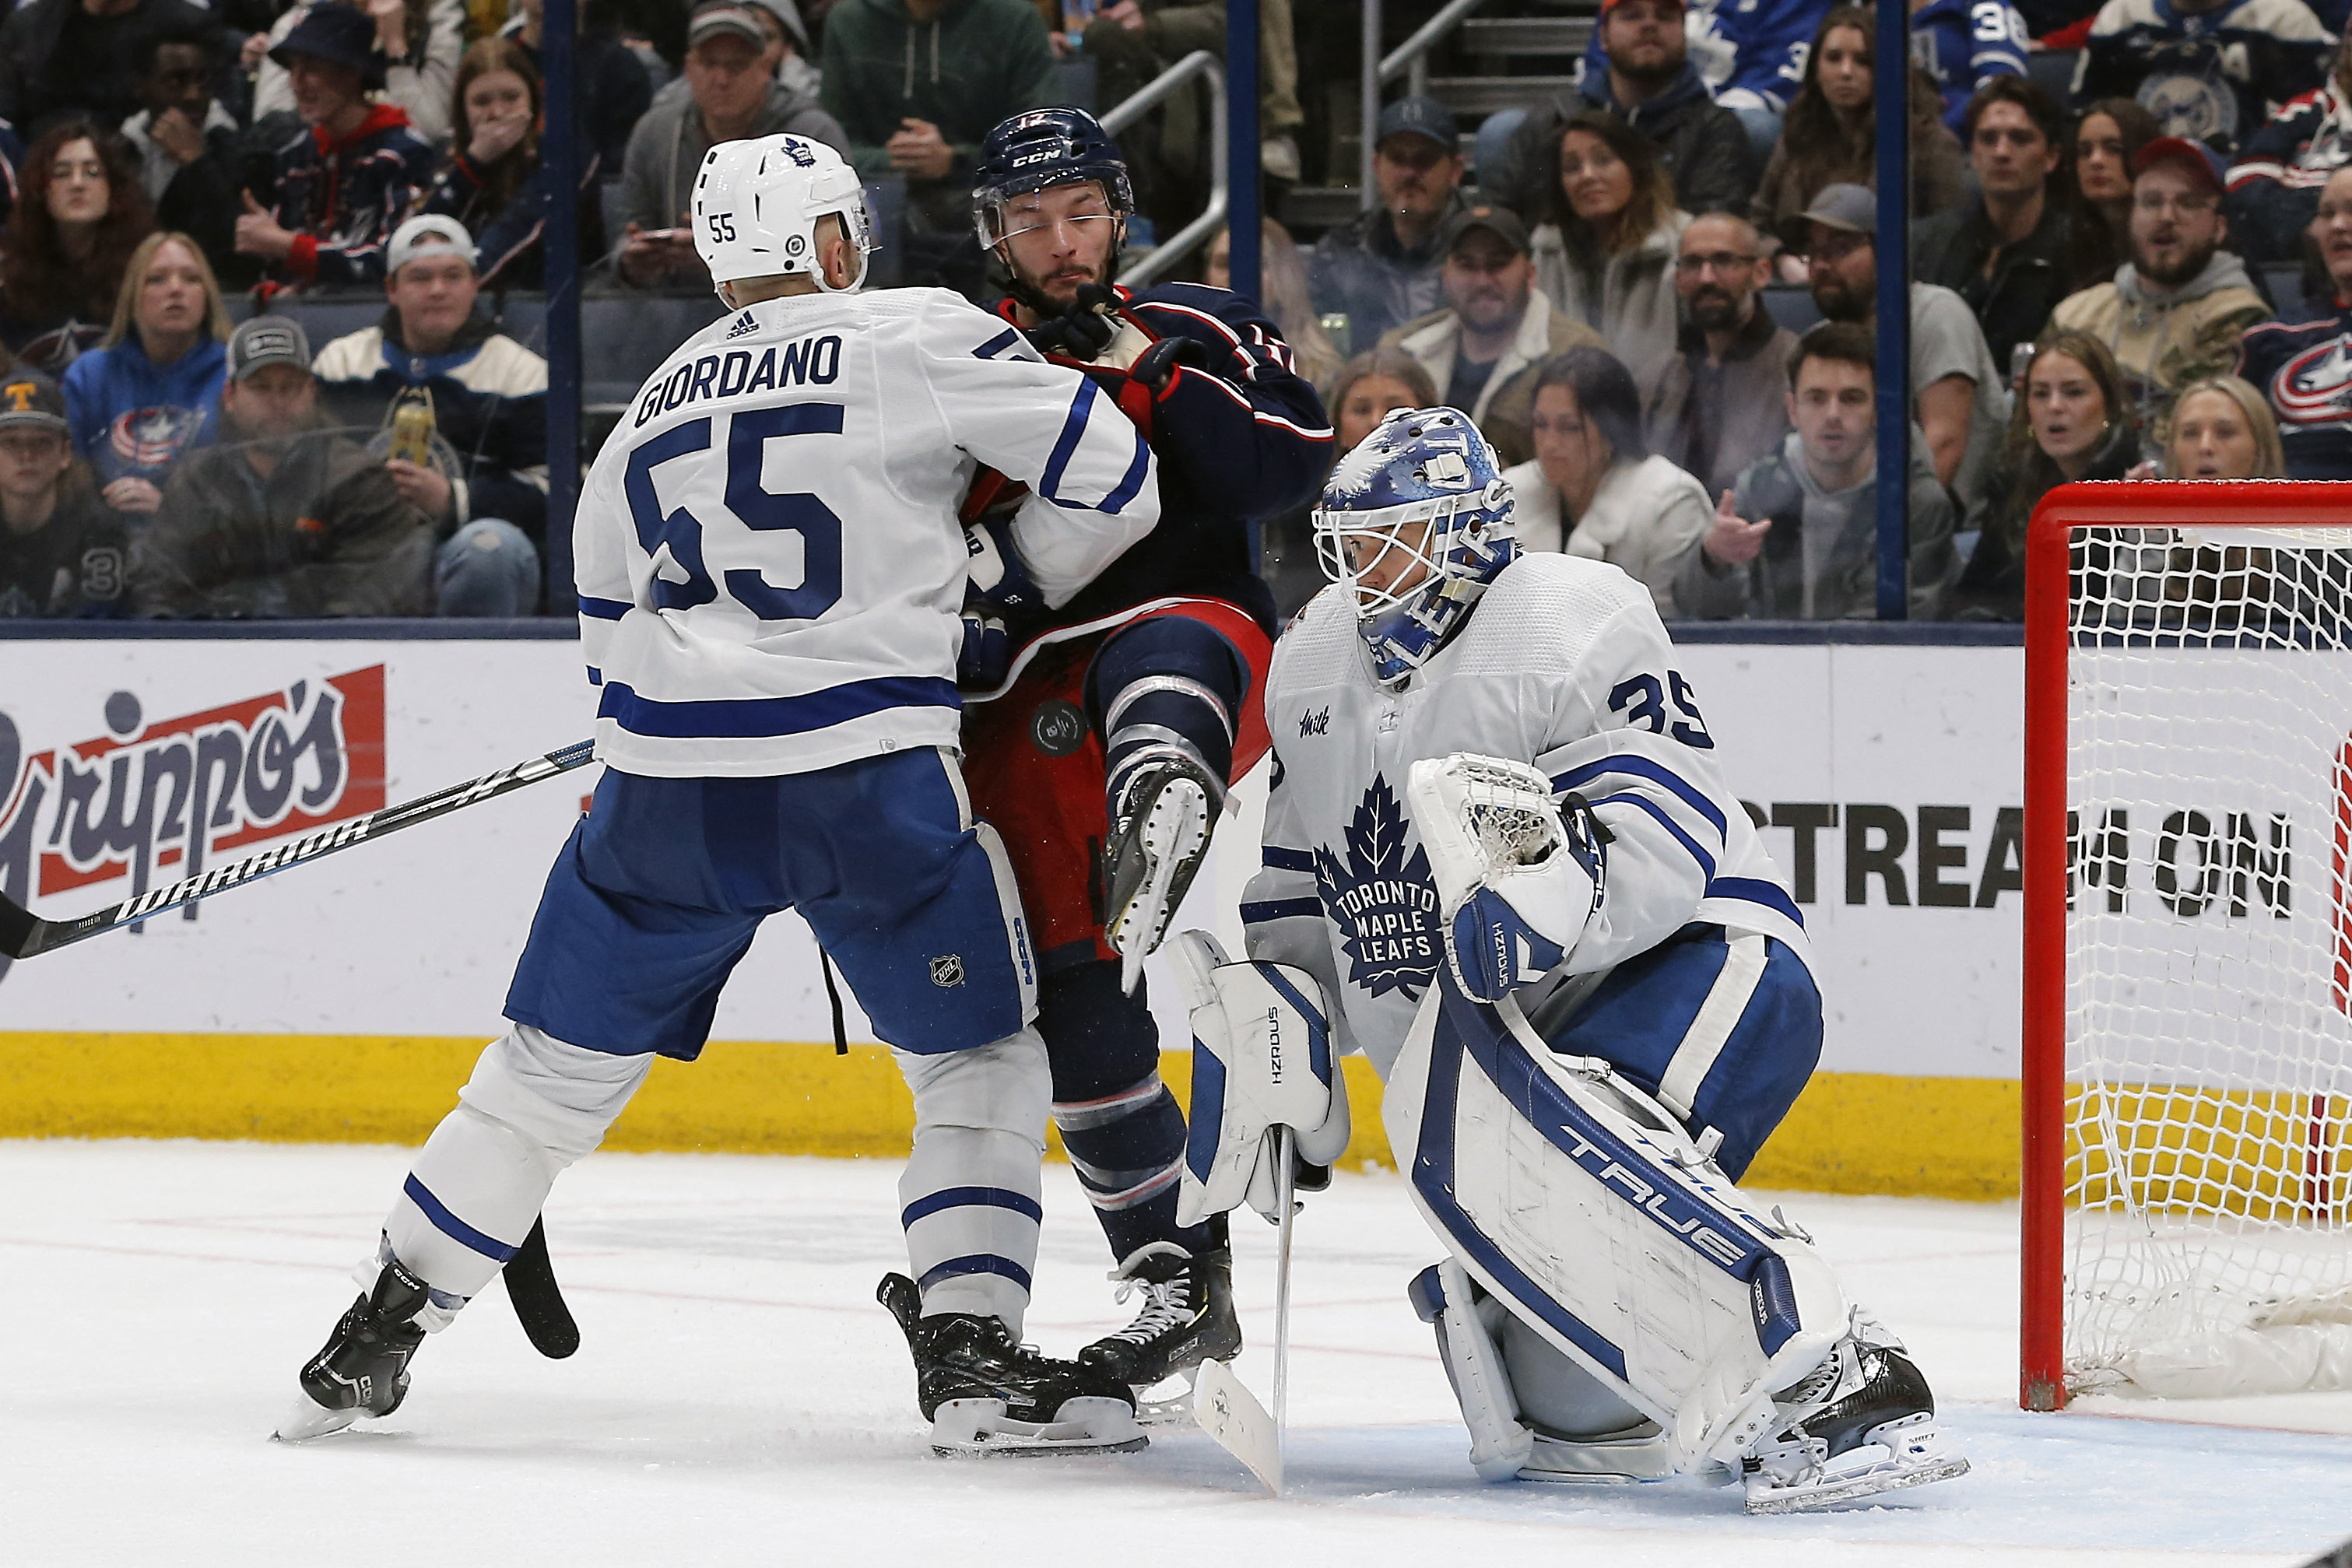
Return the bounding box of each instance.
[2065,524,2352,1398]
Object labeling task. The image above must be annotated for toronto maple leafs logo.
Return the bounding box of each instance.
[1313,773,1441,998]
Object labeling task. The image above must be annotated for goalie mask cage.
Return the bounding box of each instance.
[2024,481,2352,1412]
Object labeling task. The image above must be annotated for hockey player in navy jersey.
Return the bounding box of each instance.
[954,107,1332,1404]
[1174,408,1970,1510]
[276,133,1167,1457]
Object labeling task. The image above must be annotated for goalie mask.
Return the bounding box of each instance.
[692,133,876,295]
[1313,407,1517,686]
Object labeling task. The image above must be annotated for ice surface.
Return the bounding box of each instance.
[5,1139,2349,1567]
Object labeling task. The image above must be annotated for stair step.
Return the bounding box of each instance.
[1459,16,1593,55]
[1423,75,1576,116]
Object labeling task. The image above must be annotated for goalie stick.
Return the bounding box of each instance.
[1193,1124,1297,1496]
[0,738,596,960]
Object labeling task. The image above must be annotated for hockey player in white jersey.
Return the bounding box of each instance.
[276,134,1163,1456]
[1174,407,1971,1510]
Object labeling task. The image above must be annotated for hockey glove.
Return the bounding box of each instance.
[962,517,1048,617]
[957,609,1010,690]
[1406,753,1609,1005]
[1169,930,1352,1227]
[1021,282,1122,360]
[1126,332,1214,395]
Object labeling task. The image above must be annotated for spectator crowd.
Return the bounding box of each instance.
[2,0,2349,626]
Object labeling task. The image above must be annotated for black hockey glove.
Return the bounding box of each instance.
[1023,282,1122,360]
[1127,332,1215,395]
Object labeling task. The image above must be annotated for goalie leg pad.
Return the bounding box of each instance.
[1384,971,1850,1471]
[1527,924,1822,1180]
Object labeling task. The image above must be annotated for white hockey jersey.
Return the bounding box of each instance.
[575,286,1158,777]
[1240,552,1810,1076]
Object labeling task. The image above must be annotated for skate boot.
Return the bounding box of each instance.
[1104,756,1221,992]
[274,1257,435,1441]
[1079,1242,1243,1420]
[1741,1310,1971,1513]
[877,1273,1146,1456]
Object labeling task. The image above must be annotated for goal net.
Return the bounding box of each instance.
[2023,482,2352,1409]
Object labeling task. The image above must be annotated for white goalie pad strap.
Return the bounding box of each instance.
[1382,972,1847,1472]
[1422,1259,1536,1482]
[1170,930,1351,1227]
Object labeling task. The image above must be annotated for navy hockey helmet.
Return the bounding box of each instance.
[971,107,1134,251]
[1313,407,1517,686]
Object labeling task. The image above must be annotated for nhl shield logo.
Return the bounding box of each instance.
[929,953,966,988]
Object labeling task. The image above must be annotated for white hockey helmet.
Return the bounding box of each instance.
[690,133,876,293]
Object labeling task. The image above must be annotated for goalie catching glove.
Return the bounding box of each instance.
[1406,753,1609,1003]
[1169,930,1350,1226]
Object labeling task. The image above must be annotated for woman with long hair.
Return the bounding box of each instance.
[2068,97,2157,283]
[1752,7,1966,277]
[2163,377,2287,478]
[0,124,153,375]
[1501,346,1710,616]
[1206,216,1345,392]
[60,231,232,518]
[1529,113,1689,377]
[422,37,606,289]
[1950,330,2139,619]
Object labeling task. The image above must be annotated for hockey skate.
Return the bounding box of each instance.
[1740,1311,1971,1514]
[1079,1241,1242,1422]
[273,1258,434,1442]
[877,1273,1147,1457]
[1104,756,1221,993]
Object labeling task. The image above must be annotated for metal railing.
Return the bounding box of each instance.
[1360,0,1491,208]
[1101,49,1227,284]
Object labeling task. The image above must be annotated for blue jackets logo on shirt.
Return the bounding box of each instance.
[1313,773,1440,999]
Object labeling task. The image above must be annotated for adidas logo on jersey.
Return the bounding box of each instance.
[725,311,758,339]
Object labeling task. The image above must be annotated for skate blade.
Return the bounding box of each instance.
[1112,780,1212,994]
[272,1392,361,1443]
[927,1396,1148,1458]
[1132,1367,1199,1426]
[1744,1436,1971,1514]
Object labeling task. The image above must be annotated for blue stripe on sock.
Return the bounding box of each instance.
[899,1185,1044,1228]
[402,1173,519,1263]
[916,1254,1034,1293]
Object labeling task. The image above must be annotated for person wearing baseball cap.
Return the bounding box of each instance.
[233,1,437,289]
[1799,181,2011,518]
[0,367,125,620]
[616,0,845,289]
[1488,0,1754,223]
[1378,204,1606,468]
[2048,135,2270,444]
[307,213,549,616]
[125,314,434,619]
[1308,95,1470,352]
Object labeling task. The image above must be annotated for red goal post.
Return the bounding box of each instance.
[2023,480,2352,1412]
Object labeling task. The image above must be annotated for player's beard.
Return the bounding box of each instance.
[1001,241,1119,322]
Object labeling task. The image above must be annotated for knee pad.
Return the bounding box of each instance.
[896,1029,1051,1148]
[459,1023,653,1164]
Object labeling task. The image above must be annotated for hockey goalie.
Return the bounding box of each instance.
[1174,406,1971,1512]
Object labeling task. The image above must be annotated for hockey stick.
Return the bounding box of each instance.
[0,739,596,959]
[504,1215,580,1359]
[1193,1124,1294,1496]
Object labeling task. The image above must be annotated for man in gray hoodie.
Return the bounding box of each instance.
[617,2,848,289]
[1676,322,1956,621]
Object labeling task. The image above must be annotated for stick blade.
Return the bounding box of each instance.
[1193,1356,1282,1495]
[0,889,38,960]
[504,1217,579,1359]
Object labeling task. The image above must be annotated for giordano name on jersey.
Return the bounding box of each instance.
[634,332,844,428]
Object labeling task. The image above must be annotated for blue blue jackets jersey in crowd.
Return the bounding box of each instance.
[61,333,226,489]
[995,282,1335,635]
[2075,0,2333,149]
[1911,0,2031,132]
[1580,0,1829,114]
[2238,303,2352,476]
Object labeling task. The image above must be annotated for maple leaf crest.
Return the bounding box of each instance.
[1312,773,1441,999]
